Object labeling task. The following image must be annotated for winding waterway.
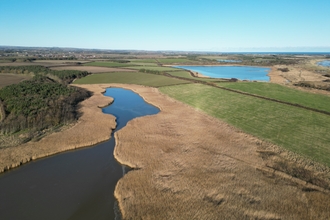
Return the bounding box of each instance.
[0,88,159,220]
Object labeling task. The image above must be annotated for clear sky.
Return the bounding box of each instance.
[1,0,330,52]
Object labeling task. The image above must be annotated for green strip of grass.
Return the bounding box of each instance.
[127,66,178,71]
[157,58,199,64]
[127,62,158,66]
[160,83,330,166]
[168,71,226,82]
[218,82,330,113]
[128,59,158,63]
[73,72,190,87]
[84,62,139,68]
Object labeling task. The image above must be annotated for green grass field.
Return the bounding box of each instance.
[84,61,139,68]
[168,71,226,82]
[127,66,179,72]
[73,72,190,87]
[218,82,330,113]
[128,59,158,63]
[156,58,199,64]
[160,83,330,166]
[127,62,158,66]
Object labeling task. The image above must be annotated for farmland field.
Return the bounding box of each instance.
[156,58,199,64]
[84,61,139,68]
[0,73,32,88]
[74,72,190,87]
[127,66,178,71]
[160,83,330,166]
[128,59,158,63]
[168,71,225,82]
[219,82,330,113]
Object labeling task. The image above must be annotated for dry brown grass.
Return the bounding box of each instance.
[51,66,137,73]
[0,84,116,173]
[270,64,327,83]
[0,73,32,88]
[112,84,330,220]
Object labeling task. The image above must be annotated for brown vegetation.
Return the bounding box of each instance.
[0,73,32,88]
[113,84,330,219]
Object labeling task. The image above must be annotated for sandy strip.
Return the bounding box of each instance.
[0,84,116,173]
[111,84,330,219]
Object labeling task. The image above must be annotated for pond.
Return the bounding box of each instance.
[318,60,330,67]
[0,88,159,220]
[175,65,270,81]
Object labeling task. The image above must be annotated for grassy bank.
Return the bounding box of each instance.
[160,83,330,166]
[74,72,190,87]
[218,82,330,113]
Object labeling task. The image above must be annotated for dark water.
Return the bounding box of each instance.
[0,88,159,220]
[175,65,270,81]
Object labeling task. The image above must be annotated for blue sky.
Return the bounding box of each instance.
[1,0,330,52]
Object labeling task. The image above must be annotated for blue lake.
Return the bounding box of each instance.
[318,60,330,67]
[175,66,271,81]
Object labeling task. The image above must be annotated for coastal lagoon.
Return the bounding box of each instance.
[318,60,330,67]
[0,88,159,220]
[175,66,270,81]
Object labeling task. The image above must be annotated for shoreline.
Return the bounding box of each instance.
[0,84,116,173]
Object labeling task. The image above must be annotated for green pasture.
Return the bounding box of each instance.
[127,62,158,66]
[128,59,158,63]
[160,83,330,166]
[73,72,190,87]
[84,61,139,68]
[127,66,178,72]
[219,82,330,113]
[156,58,198,64]
[168,71,225,82]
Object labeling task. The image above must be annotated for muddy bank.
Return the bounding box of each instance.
[0,84,116,173]
[113,84,330,219]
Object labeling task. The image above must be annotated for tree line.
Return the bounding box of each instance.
[0,65,90,84]
[0,67,91,134]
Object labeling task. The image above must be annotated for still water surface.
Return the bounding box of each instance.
[318,60,330,67]
[175,65,270,81]
[0,88,159,220]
